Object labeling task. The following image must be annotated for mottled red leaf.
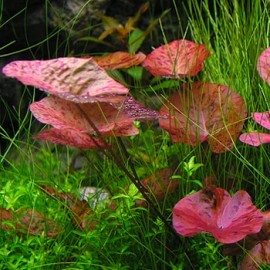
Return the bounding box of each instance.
[93,51,146,69]
[40,186,96,231]
[0,208,60,238]
[121,96,162,121]
[240,240,270,270]
[159,82,247,153]
[2,57,129,103]
[34,128,106,149]
[135,167,179,207]
[257,47,270,85]
[30,96,139,137]
[142,39,210,78]
[173,186,263,244]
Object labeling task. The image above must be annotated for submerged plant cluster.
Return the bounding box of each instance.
[1,2,270,269]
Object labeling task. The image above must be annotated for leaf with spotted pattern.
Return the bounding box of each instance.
[159,82,247,153]
[2,57,129,103]
[142,39,210,78]
[173,186,263,244]
[30,96,139,137]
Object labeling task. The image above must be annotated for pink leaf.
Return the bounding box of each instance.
[239,132,270,146]
[30,96,139,137]
[240,240,270,270]
[173,187,263,244]
[142,39,210,78]
[121,96,162,121]
[2,57,129,103]
[252,112,270,130]
[93,51,146,69]
[257,47,270,85]
[34,128,106,149]
[159,82,247,153]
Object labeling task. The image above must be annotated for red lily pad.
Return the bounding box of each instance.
[142,39,210,78]
[257,47,270,85]
[173,186,263,244]
[34,128,106,149]
[40,186,96,231]
[2,57,128,103]
[159,82,247,153]
[30,96,139,137]
[135,167,179,207]
[0,208,60,238]
[93,51,146,69]
[240,240,270,270]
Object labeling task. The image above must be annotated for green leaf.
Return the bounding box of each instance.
[124,66,144,81]
[128,28,145,53]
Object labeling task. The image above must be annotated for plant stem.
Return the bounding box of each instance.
[77,104,178,237]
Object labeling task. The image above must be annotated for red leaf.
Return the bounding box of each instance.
[93,51,146,69]
[142,39,210,78]
[40,186,96,231]
[0,208,60,238]
[240,240,270,270]
[173,186,263,244]
[34,128,106,149]
[2,57,128,103]
[257,47,270,85]
[252,112,270,130]
[121,96,162,121]
[159,82,247,153]
[239,132,270,146]
[239,112,270,146]
[135,167,179,207]
[30,96,139,137]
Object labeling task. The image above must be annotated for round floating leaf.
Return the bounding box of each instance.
[159,82,247,153]
[2,57,128,103]
[142,39,210,78]
[173,186,263,244]
[135,167,179,207]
